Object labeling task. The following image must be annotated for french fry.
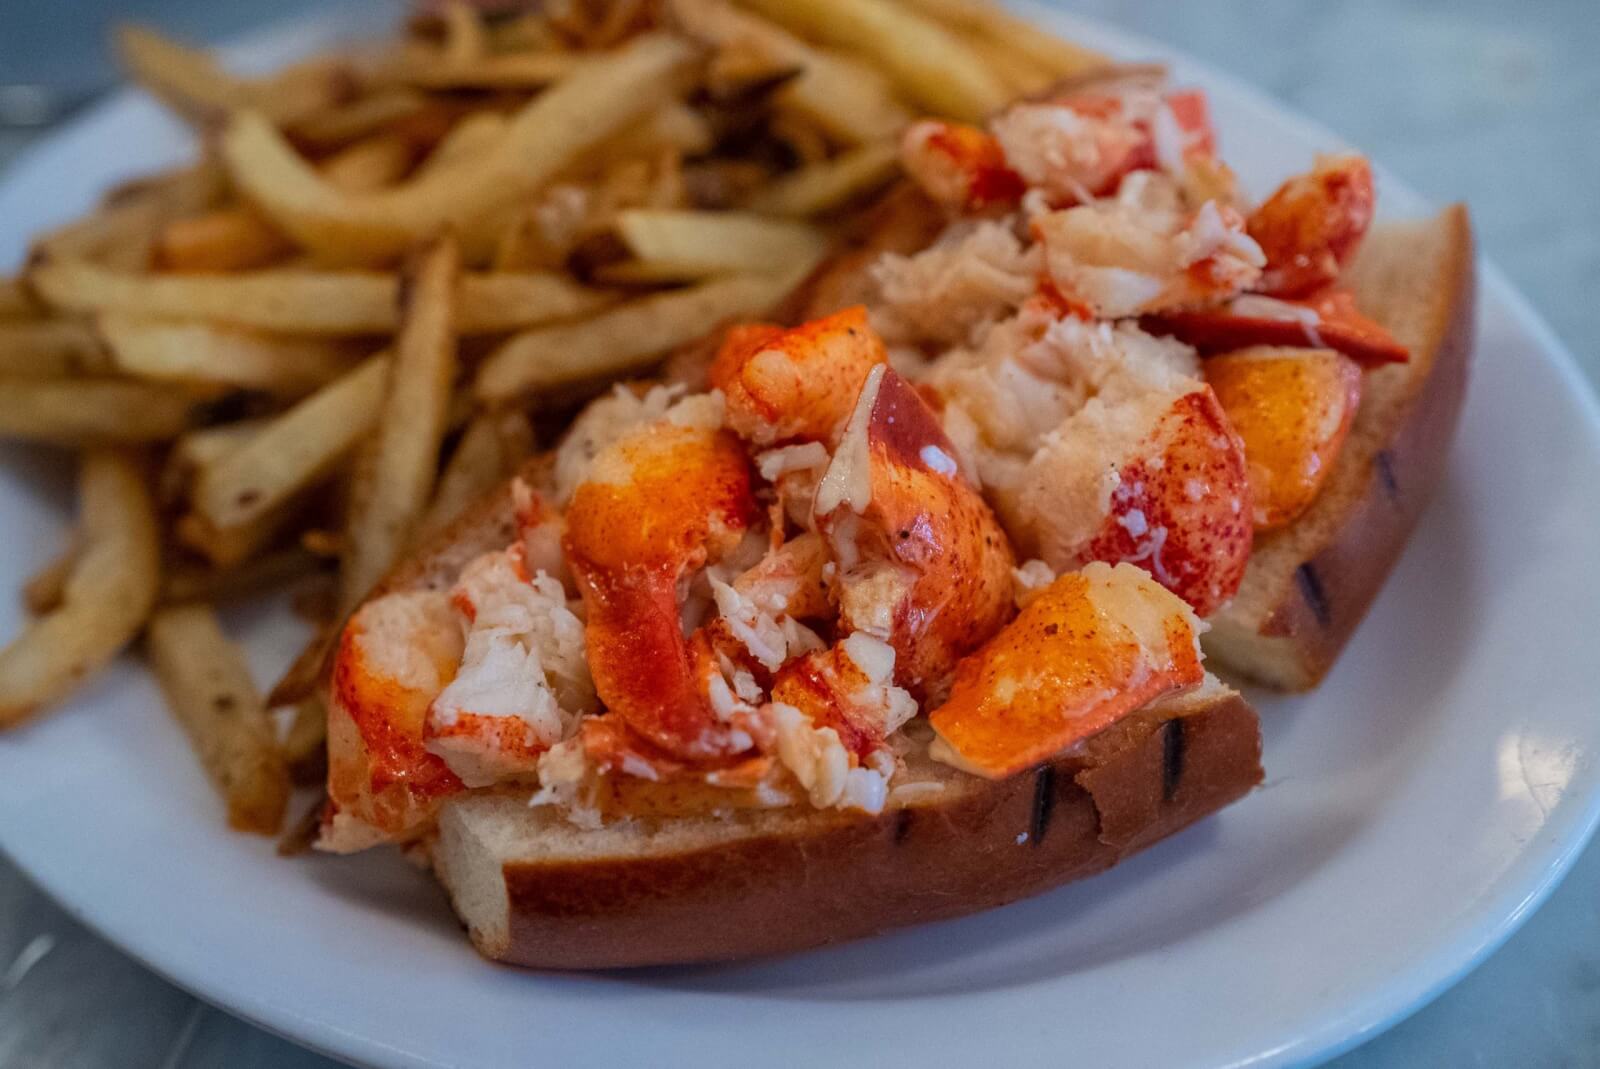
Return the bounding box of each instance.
[267,627,337,708]
[413,112,508,179]
[146,604,289,834]
[21,536,81,617]
[0,320,108,377]
[476,265,813,402]
[597,210,829,282]
[0,451,160,728]
[671,0,910,145]
[440,0,489,67]
[155,209,293,272]
[160,418,265,504]
[287,88,428,149]
[731,0,1007,122]
[418,411,533,538]
[281,695,330,785]
[319,133,415,193]
[175,502,302,568]
[391,50,585,90]
[0,277,41,320]
[277,788,329,855]
[969,36,1058,97]
[341,237,459,607]
[31,258,612,335]
[160,545,325,606]
[193,354,388,531]
[0,380,194,444]
[117,25,350,126]
[221,34,696,263]
[99,314,360,395]
[741,142,900,216]
[895,0,1108,79]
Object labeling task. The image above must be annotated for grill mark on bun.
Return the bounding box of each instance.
[1295,562,1331,628]
[1162,718,1186,802]
[1374,449,1400,503]
[1028,765,1056,847]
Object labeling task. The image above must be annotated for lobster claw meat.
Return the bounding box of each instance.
[1205,345,1363,531]
[1247,154,1375,298]
[929,561,1205,780]
[1142,288,1408,367]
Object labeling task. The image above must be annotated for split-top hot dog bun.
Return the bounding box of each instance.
[391,478,1263,969]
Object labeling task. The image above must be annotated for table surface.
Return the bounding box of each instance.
[2,1,1597,1066]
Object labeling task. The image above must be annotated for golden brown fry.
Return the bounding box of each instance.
[281,695,330,786]
[0,451,160,728]
[0,380,194,444]
[341,237,459,607]
[21,536,80,617]
[895,0,1108,79]
[0,277,42,320]
[99,314,359,395]
[146,603,289,834]
[741,141,900,216]
[175,502,302,568]
[155,209,292,272]
[160,418,264,505]
[597,209,829,282]
[969,35,1058,96]
[672,0,910,145]
[288,88,428,149]
[732,0,1006,121]
[319,133,415,193]
[391,50,584,90]
[0,320,107,377]
[117,24,350,126]
[193,354,387,531]
[160,545,325,606]
[440,0,489,66]
[221,34,695,263]
[476,265,813,402]
[276,787,328,854]
[32,259,612,335]
[413,112,509,179]
[267,627,336,709]
[418,411,533,538]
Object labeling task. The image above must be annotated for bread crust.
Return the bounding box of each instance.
[1204,205,1476,689]
[433,691,1260,968]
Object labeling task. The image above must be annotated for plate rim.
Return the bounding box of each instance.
[3,7,1600,1069]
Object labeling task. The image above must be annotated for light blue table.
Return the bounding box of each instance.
[2,2,1597,1066]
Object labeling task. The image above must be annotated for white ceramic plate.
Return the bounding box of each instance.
[3,7,1599,1068]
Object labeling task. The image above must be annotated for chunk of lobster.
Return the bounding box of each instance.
[813,364,1016,695]
[564,423,762,761]
[1248,154,1375,298]
[899,120,1026,212]
[769,632,918,760]
[929,561,1206,779]
[1014,383,1252,617]
[322,591,465,851]
[1205,346,1363,530]
[1142,288,1409,367]
[710,306,887,448]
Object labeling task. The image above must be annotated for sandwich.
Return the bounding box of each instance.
[318,70,1474,968]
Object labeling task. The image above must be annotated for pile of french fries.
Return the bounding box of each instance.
[0,0,1104,842]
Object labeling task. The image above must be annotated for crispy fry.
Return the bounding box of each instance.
[672,0,910,145]
[21,536,81,617]
[414,112,509,179]
[155,209,292,272]
[281,696,330,786]
[597,209,829,281]
[0,451,160,728]
[0,380,194,444]
[440,0,489,66]
[742,142,900,216]
[732,0,1006,122]
[160,418,265,505]
[0,277,42,320]
[288,89,428,149]
[267,626,337,708]
[895,0,1108,79]
[222,34,696,262]
[319,133,415,193]
[969,36,1058,96]
[391,50,585,90]
[117,25,350,126]
[99,314,360,395]
[277,788,328,854]
[0,320,108,377]
[161,545,325,606]
[476,265,813,401]
[146,604,289,834]
[193,354,388,531]
[175,502,302,568]
[30,259,612,335]
[341,237,460,607]
[418,411,534,537]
